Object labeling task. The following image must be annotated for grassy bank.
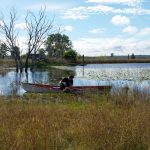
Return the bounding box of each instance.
[77,56,150,64]
[0,58,15,68]
[0,92,150,150]
[0,56,150,70]
[37,56,150,68]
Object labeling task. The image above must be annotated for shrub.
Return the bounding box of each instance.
[63,49,77,62]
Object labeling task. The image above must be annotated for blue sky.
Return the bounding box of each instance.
[0,0,150,56]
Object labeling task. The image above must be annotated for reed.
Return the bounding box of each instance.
[0,93,149,150]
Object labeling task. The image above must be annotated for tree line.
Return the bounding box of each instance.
[0,8,78,72]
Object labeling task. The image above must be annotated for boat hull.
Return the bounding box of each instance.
[22,82,112,94]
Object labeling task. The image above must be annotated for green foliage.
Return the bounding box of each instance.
[45,33,72,58]
[21,54,27,59]
[63,49,77,61]
[11,46,20,58]
[131,53,135,59]
[38,48,46,56]
[0,43,8,58]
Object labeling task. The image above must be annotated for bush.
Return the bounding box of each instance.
[63,49,77,62]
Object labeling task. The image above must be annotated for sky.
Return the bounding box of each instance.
[0,0,150,56]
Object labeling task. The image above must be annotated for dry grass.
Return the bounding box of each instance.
[0,58,15,68]
[0,93,150,150]
[77,56,150,64]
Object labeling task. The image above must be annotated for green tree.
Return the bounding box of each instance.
[45,33,72,58]
[0,43,8,58]
[63,49,77,62]
[131,53,135,59]
[38,48,46,56]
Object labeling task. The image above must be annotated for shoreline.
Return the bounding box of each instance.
[0,58,150,70]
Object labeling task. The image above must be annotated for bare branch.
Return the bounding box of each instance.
[25,9,54,53]
[24,8,54,72]
[0,8,23,72]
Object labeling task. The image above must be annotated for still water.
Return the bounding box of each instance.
[0,63,150,96]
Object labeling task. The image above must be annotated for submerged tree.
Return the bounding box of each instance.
[24,8,54,72]
[45,33,72,58]
[0,9,23,72]
[0,8,55,72]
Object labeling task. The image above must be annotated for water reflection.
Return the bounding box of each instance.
[0,63,150,96]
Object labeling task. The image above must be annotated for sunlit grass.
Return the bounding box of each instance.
[0,92,150,149]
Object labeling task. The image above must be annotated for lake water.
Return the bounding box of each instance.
[0,63,150,96]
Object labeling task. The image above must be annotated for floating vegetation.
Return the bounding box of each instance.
[76,67,150,81]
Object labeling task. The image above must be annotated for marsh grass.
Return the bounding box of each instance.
[77,56,150,64]
[0,92,150,150]
[0,59,15,68]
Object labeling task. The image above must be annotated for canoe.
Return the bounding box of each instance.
[22,82,112,94]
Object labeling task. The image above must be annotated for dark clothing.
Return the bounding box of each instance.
[60,77,73,90]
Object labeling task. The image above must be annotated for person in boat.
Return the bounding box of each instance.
[59,75,74,92]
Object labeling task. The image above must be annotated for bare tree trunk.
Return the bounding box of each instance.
[0,9,23,72]
[25,55,29,73]
[18,57,23,72]
[30,52,36,72]
[25,9,54,71]
[0,8,54,73]
[14,46,23,72]
[14,59,19,72]
[30,59,34,72]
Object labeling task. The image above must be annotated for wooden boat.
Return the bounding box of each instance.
[22,82,112,94]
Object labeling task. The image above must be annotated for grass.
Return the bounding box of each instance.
[77,56,150,64]
[0,58,15,68]
[0,92,150,150]
[1,56,150,70]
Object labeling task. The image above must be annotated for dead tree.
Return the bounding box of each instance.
[0,9,23,72]
[24,9,54,72]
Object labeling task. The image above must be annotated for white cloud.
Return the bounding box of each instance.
[62,5,112,19]
[138,28,150,36]
[15,23,26,30]
[73,37,150,56]
[86,0,142,7]
[0,20,4,27]
[62,7,88,20]
[87,5,114,13]
[0,35,27,54]
[62,5,150,20]
[17,36,28,54]
[89,28,106,34]
[123,26,138,34]
[26,3,67,11]
[63,26,74,32]
[111,15,130,26]
[17,36,46,54]
[123,26,150,36]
